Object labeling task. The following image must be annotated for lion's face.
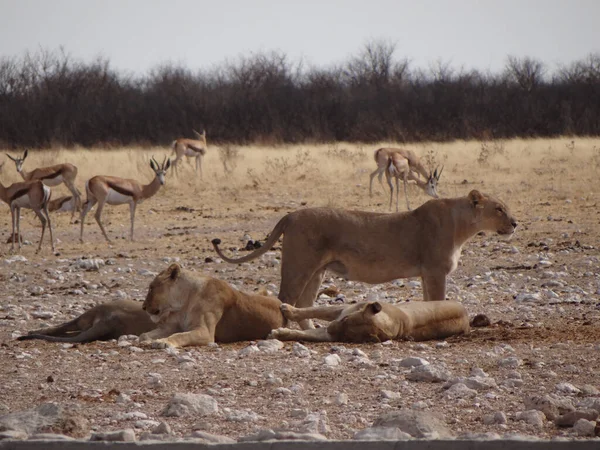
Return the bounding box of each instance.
[469,190,517,236]
[143,263,181,323]
[327,302,394,343]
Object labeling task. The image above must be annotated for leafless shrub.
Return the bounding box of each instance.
[264,149,314,176]
[478,140,505,166]
[325,144,367,166]
[218,145,241,173]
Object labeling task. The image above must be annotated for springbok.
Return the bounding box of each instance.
[48,195,78,213]
[0,178,55,253]
[369,147,434,196]
[79,156,170,243]
[6,150,81,222]
[386,153,441,211]
[171,129,207,178]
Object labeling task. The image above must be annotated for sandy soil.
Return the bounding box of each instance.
[0,138,599,440]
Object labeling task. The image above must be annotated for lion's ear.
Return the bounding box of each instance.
[368,302,382,314]
[168,263,181,280]
[468,190,485,209]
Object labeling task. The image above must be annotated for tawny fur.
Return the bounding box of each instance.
[17,300,155,343]
[139,264,286,348]
[79,157,170,243]
[0,178,54,253]
[213,190,517,329]
[6,150,81,222]
[170,129,207,178]
[385,153,440,211]
[270,300,470,343]
[369,147,433,196]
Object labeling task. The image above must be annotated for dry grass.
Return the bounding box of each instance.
[3,136,598,200]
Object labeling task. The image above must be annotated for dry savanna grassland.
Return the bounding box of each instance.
[0,138,599,441]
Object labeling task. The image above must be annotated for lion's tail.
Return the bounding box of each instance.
[212,215,289,264]
[16,322,114,343]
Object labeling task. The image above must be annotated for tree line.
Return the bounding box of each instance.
[0,42,599,148]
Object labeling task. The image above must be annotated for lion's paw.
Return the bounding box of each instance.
[268,328,289,340]
[279,304,298,320]
[150,339,172,349]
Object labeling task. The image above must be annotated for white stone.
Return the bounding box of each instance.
[406,364,451,382]
[162,393,218,417]
[399,357,429,368]
[516,410,546,428]
[292,342,311,358]
[257,339,283,352]
[573,419,596,436]
[324,354,341,366]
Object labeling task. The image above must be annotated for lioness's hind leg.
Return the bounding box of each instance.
[269,327,333,342]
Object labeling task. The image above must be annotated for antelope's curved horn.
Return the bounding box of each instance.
[6,153,16,161]
[437,165,444,180]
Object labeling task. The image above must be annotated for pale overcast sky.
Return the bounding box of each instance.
[0,0,598,75]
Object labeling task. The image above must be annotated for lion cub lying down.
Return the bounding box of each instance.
[139,263,286,348]
[17,300,155,343]
[269,300,469,343]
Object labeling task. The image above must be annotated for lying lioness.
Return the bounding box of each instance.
[269,300,469,343]
[139,263,286,348]
[213,190,517,329]
[17,299,155,343]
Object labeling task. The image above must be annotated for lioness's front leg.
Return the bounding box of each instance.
[154,328,214,348]
[269,327,333,342]
[281,304,347,323]
[139,327,177,343]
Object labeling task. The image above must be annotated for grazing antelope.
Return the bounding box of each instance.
[171,129,207,178]
[79,156,171,243]
[369,147,433,196]
[48,195,78,213]
[386,153,441,211]
[0,178,55,253]
[6,150,82,222]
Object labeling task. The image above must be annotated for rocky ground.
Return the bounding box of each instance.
[0,140,599,442]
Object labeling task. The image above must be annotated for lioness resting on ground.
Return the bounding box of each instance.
[17,300,155,343]
[139,263,286,348]
[269,300,469,343]
[212,190,517,329]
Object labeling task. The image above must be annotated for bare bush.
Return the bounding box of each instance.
[218,145,241,173]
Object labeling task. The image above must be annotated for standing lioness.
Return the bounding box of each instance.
[213,190,516,329]
[140,264,286,348]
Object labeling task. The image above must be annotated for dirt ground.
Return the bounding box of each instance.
[0,138,599,440]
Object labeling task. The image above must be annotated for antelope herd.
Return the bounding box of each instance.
[0,135,445,254]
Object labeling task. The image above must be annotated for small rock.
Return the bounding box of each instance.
[555,409,599,427]
[324,354,341,366]
[381,390,401,400]
[406,364,451,382]
[516,410,546,428]
[573,419,596,437]
[353,427,413,440]
[444,383,477,399]
[556,382,581,395]
[335,393,349,405]
[373,410,454,439]
[152,421,171,435]
[524,395,575,420]
[240,429,328,442]
[190,431,236,443]
[483,412,507,425]
[90,429,136,442]
[238,345,260,357]
[257,339,283,352]
[292,342,311,358]
[162,393,218,418]
[399,357,429,368]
